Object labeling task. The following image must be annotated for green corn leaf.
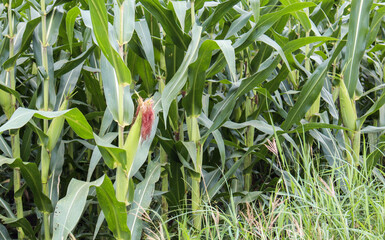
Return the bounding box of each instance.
[88,0,132,85]
[0,135,11,158]
[366,136,385,174]
[281,39,346,130]
[3,18,40,70]
[344,0,372,97]
[0,83,24,107]
[96,176,131,240]
[367,6,385,47]
[283,36,339,55]
[54,45,95,77]
[183,39,234,117]
[258,34,291,71]
[250,0,260,23]
[94,134,127,169]
[53,176,105,240]
[47,0,73,13]
[280,0,311,31]
[140,0,190,50]
[0,198,15,218]
[358,90,385,128]
[100,54,134,125]
[161,25,202,123]
[0,157,53,213]
[278,123,351,135]
[206,56,280,138]
[0,217,36,240]
[225,12,252,39]
[198,114,226,168]
[171,1,187,31]
[0,223,11,240]
[202,0,241,31]
[208,2,316,77]
[38,7,64,46]
[55,63,84,110]
[135,19,155,72]
[113,0,135,45]
[135,55,156,95]
[127,161,161,240]
[235,2,316,51]
[48,142,65,208]
[0,108,93,140]
[87,133,116,181]
[83,71,107,111]
[66,6,80,53]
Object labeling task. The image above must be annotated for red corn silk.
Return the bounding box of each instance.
[140,98,155,140]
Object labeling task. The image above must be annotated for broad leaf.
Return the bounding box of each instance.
[52,176,105,240]
[343,0,372,97]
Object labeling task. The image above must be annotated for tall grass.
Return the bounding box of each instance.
[144,143,385,240]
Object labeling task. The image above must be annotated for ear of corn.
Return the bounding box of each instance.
[339,79,356,133]
[0,91,12,119]
[123,100,143,172]
[46,98,68,151]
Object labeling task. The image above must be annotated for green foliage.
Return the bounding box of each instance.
[0,0,384,239]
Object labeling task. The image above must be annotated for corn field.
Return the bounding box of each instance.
[0,0,385,239]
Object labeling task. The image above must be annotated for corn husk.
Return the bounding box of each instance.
[339,79,356,132]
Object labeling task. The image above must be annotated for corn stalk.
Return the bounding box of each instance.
[40,1,52,238]
[187,115,202,231]
[6,2,23,239]
[340,0,372,166]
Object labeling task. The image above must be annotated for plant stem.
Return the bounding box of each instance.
[352,131,361,166]
[40,1,51,238]
[244,96,255,191]
[12,134,24,239]
[231,108,242,193]
[8,2,24,239]
[41,148,50,240]
[116,43,130,204]
[187,116,202,231]
[158,76,169,220]
[160,146,168,221]
[191,144,202,231]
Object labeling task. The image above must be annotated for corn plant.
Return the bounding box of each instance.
[0,0,384,239]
